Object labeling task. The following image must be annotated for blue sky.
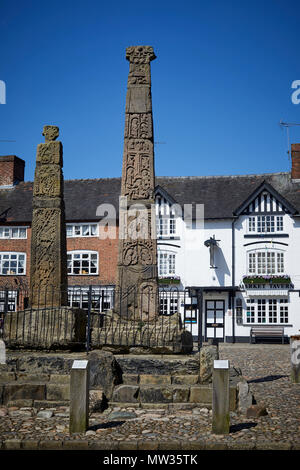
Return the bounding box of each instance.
[1,0,300,182]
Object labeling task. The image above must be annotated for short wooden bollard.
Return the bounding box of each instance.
[212,359,230,435]
[69,360,89,434]
[291,335,300,384]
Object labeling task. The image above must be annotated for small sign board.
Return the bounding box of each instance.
[72,360,88,369]
[214,360,229,369]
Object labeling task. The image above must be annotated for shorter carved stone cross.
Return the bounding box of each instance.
[29,125,68,308]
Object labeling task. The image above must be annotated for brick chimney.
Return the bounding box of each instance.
[0,155,25,186]
[291,144,300,180]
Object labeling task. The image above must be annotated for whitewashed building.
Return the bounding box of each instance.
[156,145,300,343]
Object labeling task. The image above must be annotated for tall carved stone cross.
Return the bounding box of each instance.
[30,125,68,308]
[116,46,158,321]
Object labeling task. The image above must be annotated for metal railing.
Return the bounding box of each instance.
[0,285,200,352]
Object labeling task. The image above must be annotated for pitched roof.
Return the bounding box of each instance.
[0,172,300,223]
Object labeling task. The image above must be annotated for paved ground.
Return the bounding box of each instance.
[0,343,299,450]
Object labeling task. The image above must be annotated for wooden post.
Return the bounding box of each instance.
[69,360,89,434]
[212,359,230,434]
[291,335,300,384]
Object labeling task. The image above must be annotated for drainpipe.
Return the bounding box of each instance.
[231,217,237,344]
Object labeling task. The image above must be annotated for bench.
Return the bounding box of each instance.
[250,326,285,344]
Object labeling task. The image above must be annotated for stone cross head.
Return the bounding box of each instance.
[126,46,156,64]
[43,125,59,142]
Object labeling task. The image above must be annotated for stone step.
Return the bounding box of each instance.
[109,402,211,410]
[116,354,200,376]
[122,374,199,386]
[111,384,237,410]
[0,382,71,405]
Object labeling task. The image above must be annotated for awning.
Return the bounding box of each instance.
[246,289,289,297]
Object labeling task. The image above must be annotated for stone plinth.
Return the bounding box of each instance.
[91,311,193,354]
[3,307,86,350]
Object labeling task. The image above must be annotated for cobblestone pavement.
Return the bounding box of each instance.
[0,343,299,450]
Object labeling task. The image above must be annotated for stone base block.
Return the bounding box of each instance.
[172,375,199,385]
[3,307,87,350]
[139,375,171,385]
[17,373,50,383]
[0,372,16,383]
[3,383,46,405]
[172,385,190,402]
[33,400,69,408]
[46,383,70,401]
[190,385,237,410]
[7,399,34,408]
[91,311,193,354]
[122,374,139,385]
[139,385,173,403]
[112,385,139,403]
[49,374,70,384]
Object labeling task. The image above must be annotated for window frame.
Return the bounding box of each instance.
[156,216,177,238]
[245,298,289,324]
[247,249,285,275]
[158,250,176,277]
[67,286,114,311]
[0,252,26,275]
[247,215,284,234]
[0,227,27,239]
[159,295,179,316]
[67,250,99,276]
[66,223,98,238]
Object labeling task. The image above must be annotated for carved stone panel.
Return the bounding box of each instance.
[124,114,152,140]
[36,141,63,166]
[33,165,62,198]
[128,63,151,86]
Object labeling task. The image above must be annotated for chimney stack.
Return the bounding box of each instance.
[0,155,25,186]
[291,144,300,181]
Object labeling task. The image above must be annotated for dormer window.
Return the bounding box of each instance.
[248,215,284,233]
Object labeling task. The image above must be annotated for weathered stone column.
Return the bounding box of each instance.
[212,360,230,434]
[115,46,158,321]
[291,335,300,384]
[30,126,68,308]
